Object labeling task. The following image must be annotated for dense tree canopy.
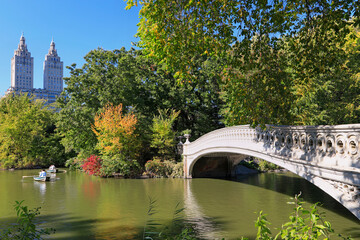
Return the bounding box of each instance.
[57,48,224,162]
[126,0,358,74]
[126,0,360,126]
[56,48,147,156]
[0,94,66,168]
[56,0,360,173]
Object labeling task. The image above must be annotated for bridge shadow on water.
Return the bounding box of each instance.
[224,172,360,238]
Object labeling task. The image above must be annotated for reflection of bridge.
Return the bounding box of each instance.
[182,124,360,219]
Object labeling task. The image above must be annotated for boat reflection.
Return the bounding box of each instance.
[33,181,47,195]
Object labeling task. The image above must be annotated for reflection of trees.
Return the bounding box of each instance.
[82,179,100,201]
[0,171,11,218]
[183,175,360,239]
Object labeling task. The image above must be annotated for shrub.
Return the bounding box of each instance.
[145,158,183,178]
[65,157,84,171]
[256,158,282,172]
[100,155,141,178]
[168,161,183,178]
[0,200,55,240]
[145,158,171,177]
[250,193,353,240]
[238,159,259,170]
[81,155,102,176]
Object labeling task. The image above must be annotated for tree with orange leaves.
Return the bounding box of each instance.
[92,103,140,177]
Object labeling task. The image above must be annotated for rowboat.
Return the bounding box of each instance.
[46,165,57,173]
[33,176,50,182]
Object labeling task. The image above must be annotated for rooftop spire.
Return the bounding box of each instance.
[48,38,57,56]
[18,33,27,52]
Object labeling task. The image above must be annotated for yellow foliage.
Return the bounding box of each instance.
[92,103,137,156]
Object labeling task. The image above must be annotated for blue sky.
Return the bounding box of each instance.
[0,0,140,96]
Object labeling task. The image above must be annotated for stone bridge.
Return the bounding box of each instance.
[182,124,360,220]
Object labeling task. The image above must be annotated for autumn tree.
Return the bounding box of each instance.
[92,103,140,176]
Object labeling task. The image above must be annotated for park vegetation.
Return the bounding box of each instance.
[56,48,223,177]
[0,200,54,240]
[0,49,223,175]
[0,2,358,238]
[0,94,69,169]
[0,1,359,179]
[126,0,360,126]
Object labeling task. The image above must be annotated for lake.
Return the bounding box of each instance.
[0,170,359,239]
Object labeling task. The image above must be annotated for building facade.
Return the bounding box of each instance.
[43,40,63,92]
[10,34,34,90]
[6,34,63,104]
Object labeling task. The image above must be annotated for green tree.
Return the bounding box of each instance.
[150,109,180,161]
[126,0,359,127]
[144,56,224,139]
[56,48,149,159]
[285,18,360,125]
[221,37,294,126]
[57,48,224,163]
[0,94,65,168]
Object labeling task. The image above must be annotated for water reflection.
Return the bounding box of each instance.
[82,179,101,203]
[183,174,360,239]
[34,181,47,196]
[184,179,223,239]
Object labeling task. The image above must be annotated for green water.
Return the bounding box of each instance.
[0,170,359,239]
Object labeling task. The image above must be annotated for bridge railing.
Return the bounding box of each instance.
[183,124,360,170]
[182,124,360,220]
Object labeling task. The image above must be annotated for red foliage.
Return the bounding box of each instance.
[81,155,102,176]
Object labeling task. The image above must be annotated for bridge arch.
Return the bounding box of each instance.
[182,124,360,220]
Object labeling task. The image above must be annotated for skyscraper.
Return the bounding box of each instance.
[10,34,34,90]
[43,39,63,92]
[7,34,64,104]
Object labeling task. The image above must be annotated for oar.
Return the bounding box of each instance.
[22,175,36,179]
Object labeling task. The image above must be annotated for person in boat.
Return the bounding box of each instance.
[39,169,46,177]
[49,165,56,171]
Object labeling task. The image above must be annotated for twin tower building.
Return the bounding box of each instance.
[6,34,63,104]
